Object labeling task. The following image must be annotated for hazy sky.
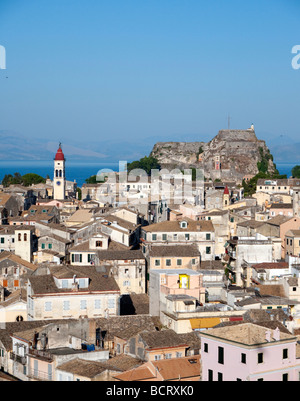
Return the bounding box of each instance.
[0,0,300,149]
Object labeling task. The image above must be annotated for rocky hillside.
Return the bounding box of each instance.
[150,126,277,182]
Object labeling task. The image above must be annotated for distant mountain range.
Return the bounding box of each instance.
[0,130,299,165]
[265,134,300,164]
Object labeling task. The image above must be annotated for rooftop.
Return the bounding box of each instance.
[201,323,296,346]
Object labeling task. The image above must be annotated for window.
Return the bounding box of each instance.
[218,372,223,382]
[48,243,52,250]
[79,279,86,289]
[162,234,167,241]
[123,280,131,287]
[179,275,190,289]
[0,238,4,244]
[166,259,171,267]
[204,343,208,353]
[282,373,288,382]
[241,353,246,364]
[185,234,190,241]
[218,347,224,364]
[192,258,196,265]
[165,354,172,359]
[45,302,52,312]
[177,259,182,266]
[41,243,46,249]
[63,301,70,311]
[72,254,82,263]
[258,352,263,364]
[96,241,103,248]
[155,260,161,267]
[283,349,288,360]
[206,233,211,241]
[152,234,157,241]
[62,280,68,289]
[208,370,213,381]
[154,355,161,361]
[24,233,27,241]
[206,247,211,255]
[14,280,19,288]
[80,300,87,310]
[176,352,182,358]
[108,299,115,309]
[95,299,101,310]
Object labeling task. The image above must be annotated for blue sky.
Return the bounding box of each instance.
[0,0,299,158]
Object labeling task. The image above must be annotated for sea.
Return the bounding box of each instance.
[0,161,296,188]
[0,160,121,187]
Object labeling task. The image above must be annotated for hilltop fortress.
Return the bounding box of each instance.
[150,125,277,183]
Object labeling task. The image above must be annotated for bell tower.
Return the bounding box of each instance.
[53,143,66,200]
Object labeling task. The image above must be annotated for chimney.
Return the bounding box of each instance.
[265,330,271,342]
[273,327,280,341]
[72,278,79,292]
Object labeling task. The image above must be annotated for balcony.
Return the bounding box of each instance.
[10,352,26,365]
[27,368,53,381]
[28,349,54,362]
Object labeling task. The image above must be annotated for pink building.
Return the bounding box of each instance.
[199,323,300,381]
[269,203,293,218]
[149,269,206,328]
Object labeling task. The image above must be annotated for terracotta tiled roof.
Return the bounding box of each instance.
[252,262,288,270]
[149,244,200,258]
[142,218,214,233]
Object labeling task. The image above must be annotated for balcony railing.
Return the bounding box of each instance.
[10,352,26,365]
[27,368,53,381]
[28,349,53,362]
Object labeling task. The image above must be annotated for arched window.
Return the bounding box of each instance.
[24,233,27,241]
[18,233,21,241]
[56,170,59,178]
[59,170,62,178]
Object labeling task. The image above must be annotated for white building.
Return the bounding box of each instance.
[27,266,120,321]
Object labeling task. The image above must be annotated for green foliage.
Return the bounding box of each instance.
[292,165,300,178]
[85,172,110,184]
[85,175,97,184]
[22,173,46,186]
[257,147,278,175]
[127,156,161,175]
[76,187,82,200]
[1,172,46,187]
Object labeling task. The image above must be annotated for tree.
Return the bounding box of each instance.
[292,166,300,178]
[85,173,109,184]
[76,187,82,200]
[127,156,161,175]
[22,173,46,186]
[1,172,46,187]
